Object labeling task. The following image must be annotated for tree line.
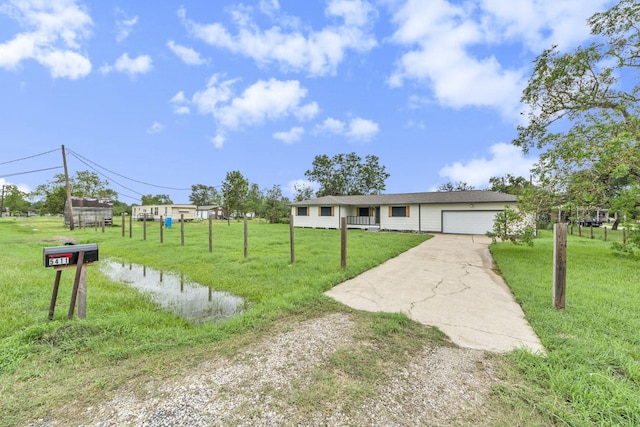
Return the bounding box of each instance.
[0,152,391,224]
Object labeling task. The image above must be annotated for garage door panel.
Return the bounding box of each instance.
[442,211,501,235]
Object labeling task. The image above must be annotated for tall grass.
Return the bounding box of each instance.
[491,230,640,425]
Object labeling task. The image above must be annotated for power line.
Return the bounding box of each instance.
[0,148,60,166]
[0,166,63,178]
[68,152,146,197]
[67,149,192,191]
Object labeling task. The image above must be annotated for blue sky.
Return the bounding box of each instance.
[0,0,615,204]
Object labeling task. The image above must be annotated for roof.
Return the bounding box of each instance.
[290,190,517,206]
[69,197,113,208]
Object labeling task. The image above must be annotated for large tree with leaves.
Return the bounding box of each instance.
[221,170,249,221]
[141,194,173,205]
[34,170,117,214]
[189,184,221,206]
[515,0,640,228]
[304,152,389,197]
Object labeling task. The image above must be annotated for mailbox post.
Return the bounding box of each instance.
[44,244,98,320]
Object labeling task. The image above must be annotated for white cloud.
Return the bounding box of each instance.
[438,142,536,188]
[316,116,379,141]
[346,117,378,140]
[170,91,191,114]
[180,0,377,76]
[167,40,206,65]
[273,126,304,144]
[316,117,346,134]
[387,0,613,120]
[147,122,164,134]
[212,133,226,148]
[115,9,138,42]
[101,53,152,76]
[181,76,318,147]
[0,0,93,79]
[214,78,317,130]
[191,74,236,114]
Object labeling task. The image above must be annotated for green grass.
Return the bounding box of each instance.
[491,230,640,425]
[0,216,431,425]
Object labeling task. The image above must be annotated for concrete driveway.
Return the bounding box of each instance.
[326,234,544,353]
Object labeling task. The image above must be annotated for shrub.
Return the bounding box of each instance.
[488,206,536,246]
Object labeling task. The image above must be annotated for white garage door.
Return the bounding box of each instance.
[442,210,501,235]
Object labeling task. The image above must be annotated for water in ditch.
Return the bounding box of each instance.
[100,259,246,323]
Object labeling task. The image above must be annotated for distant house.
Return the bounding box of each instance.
[131,204,197,222]
[196,205,227,220]
[64,197,113,227]
[290,190,517,235]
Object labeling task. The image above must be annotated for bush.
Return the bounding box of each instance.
[488,206,535,246]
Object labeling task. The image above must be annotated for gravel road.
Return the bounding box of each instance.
[30,313,505,426]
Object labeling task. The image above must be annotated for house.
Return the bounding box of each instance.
[195,205,228,220]
[290,191,518,234]
[131,204,197,222]
[64,197,113,227]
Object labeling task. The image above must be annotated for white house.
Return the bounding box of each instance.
[290,191,518,235]
[131,204,197,222]
[195,205,227,220]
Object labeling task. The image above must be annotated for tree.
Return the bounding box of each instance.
[221,170,248,221]
[488,175,532,195]
[141,194,173,205]
[304,152,389,197]
[2,185,29,214]
[515,0,640,230]
[246,183,264,217]
[263,185,290,223]
[436,181,475,192]
[293,182,314,201]
[189,184,221,206]
[34,171,116,215]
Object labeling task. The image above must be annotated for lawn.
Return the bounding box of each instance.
[0,216,432,425]
[491,230,640,425]
[2,217,639,425]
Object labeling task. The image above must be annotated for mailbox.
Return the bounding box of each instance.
[43,244,99,268]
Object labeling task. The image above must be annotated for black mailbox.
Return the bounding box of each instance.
[43,244,99,268]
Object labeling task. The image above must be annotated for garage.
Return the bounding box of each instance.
[442,210,502,235]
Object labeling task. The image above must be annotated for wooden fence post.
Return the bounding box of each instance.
[68,251,85,319]
[129,213,132,238]
[553,223,567,310]
[181,214,185,246]
[208,216,213,253]
[244,214,248,258]
[290,215,295,264]
[604,226,607,241]
[160,216,164,243]
[341,217,347,269]
[121,213,125,237]
[143,215,147,241]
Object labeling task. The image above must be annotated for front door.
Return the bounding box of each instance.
[375,207,380,225]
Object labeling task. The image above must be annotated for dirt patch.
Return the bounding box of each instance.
[31,313,509,426]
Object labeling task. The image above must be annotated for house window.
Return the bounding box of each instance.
[297,206,308,216]
[319,206,334,216]
[389,206,410,217]
[358,207,370,216]
[154,207,158,215]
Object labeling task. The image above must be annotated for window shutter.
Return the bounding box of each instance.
[388,206,392,217]
[331,206,335,216]
[318,207,321,216]
[407,205,410,217]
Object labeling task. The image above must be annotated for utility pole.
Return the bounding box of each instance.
[61,145,75,230]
